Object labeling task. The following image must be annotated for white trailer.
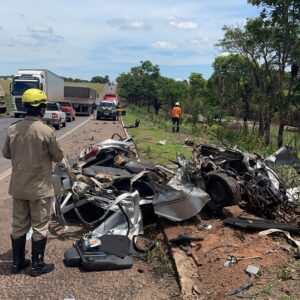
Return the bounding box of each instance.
[11,69,64,117]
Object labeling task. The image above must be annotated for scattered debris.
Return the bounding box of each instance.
[225,275,255,297]
[169,234,204,246]
[245,264,261,277]
[158,140,166,145]
[258,228,300,249]
[124,119,140,128]
[226,265,261,297]
[197,224,213,231]
[184,138,195,146]
[180,245,202,266]
[52,133,300,295]
[224,217,300,233]
[223,255,262,268]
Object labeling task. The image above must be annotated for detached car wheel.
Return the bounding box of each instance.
[204,171,241,211]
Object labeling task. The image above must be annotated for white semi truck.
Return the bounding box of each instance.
[11,69,64,117]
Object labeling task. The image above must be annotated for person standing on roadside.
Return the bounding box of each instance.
[171,102,182,132]
[2,88,64,276]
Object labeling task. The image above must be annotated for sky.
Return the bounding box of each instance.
[0,0,260,81]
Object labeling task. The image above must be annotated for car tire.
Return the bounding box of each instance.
[204,171,241,211]
[67,117,71,122]
[73,116,76,121]
[62,120,67,127]
[54,123,60,130]
[14,113,20,118]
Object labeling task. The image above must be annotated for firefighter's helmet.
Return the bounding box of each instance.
[22,88,48,107]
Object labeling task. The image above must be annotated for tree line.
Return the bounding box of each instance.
[116,0,300,148]
[62,75,110,84]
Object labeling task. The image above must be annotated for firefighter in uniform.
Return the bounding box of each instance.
[171,102,182,132]
[2,88,64,276]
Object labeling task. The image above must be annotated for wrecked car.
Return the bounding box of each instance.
[185,144,300,224]
[52,134,211,229]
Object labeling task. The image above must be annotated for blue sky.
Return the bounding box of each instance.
[0,0,260,80]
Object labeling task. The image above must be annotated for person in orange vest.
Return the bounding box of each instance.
[171,102,182,132]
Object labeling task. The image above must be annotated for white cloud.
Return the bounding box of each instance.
[191,37,209,44]
[0,0,259,80]
[27,26,53,33]
[152,41,177,49]
[107,19,151,30]
[11,36,38,46]
[168,16,198,30]
[9,26,64,46]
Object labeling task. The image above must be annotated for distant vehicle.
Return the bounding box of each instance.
[11,69,64,118]
[103,93,117,100]
[64,86,97,116]
[58,102,76,122]
[116,104,126,116]
[43,102,67,130]
[0,84,6,114]
[102,93,119,106]
[96,101,118,121]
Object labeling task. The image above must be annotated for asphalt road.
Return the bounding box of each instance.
[0,115,91,174]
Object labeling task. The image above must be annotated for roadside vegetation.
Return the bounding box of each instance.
[123,106,194,165]
[118,0,300,154]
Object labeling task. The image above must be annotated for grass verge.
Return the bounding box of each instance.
[122,106,208,165]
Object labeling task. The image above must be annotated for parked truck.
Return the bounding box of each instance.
[64,86,97,115]
[10,69,64,118]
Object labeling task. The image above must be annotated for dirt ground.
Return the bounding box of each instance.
[162,209,300,300]
[0,118,180,300]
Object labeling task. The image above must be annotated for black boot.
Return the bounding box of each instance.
[31,238,54,277]
[11,235,31,274]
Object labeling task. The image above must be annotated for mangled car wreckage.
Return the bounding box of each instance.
[52,135,300,271]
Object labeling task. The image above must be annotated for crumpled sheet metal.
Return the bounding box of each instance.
[264,146,300,175]
[93,191,143,240]
[153,169,210,222]
[287,187,300,202]
[259,228,300,249]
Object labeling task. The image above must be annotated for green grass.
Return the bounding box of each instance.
[122,107,197,165]
[258,284,273,296]
[144,243,174,276]
[277,267,297,281]
[270,125,300,150]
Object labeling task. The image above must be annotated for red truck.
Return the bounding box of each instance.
[103,93,117,101]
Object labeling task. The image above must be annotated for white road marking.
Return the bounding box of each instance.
[0,116,93,181]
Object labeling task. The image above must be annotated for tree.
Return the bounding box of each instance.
[91,75,110,83]
[218,0,300,146]
[116,61,162,114]
[247,0,300,147]
[189,73,206,128]
[210,54,255,134]
[157,77,189,113]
